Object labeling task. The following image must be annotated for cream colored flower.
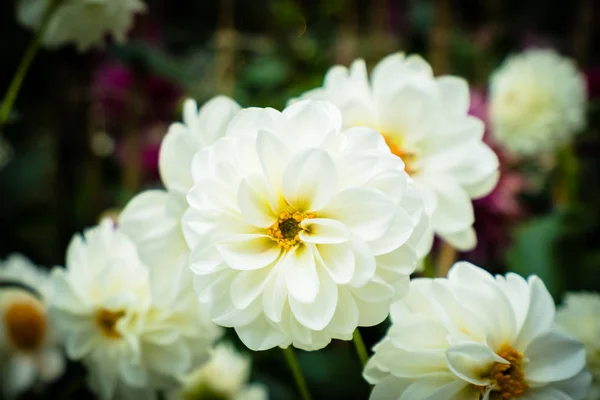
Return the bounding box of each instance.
[0,255,65,399]
[297,53,499,252]
[365,262,591,400]
[17,0,146,51]
[49,219,222,400]
[172,342,268,400]
[490,49,587,155]
[556,292,600,400]
[183,99,428,351]
[119,96,241,289]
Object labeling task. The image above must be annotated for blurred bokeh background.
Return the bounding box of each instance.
[1,0,599,398]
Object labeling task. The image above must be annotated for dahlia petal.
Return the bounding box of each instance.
[284,245,320,303]
[300,218,350,244]
[321,187,396,241]
[230,266,273,310]
[216,234,281,271]
[289,268,338,331]
[446,342,507,386]
[237,178,277,228]
[314,242,355,284]
[281,148,337,212]
[513,276,555,351]
[524,330,587,384]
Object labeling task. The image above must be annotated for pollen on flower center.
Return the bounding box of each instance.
[483,344,529,399]
[266,211,316,250]
[3,300,48,352]
[95,308,126,339]
[382,134,418,175]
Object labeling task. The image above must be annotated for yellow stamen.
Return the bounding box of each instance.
[382,134,418,175]
[95,309,125,339]
[3,300,48,352]
[482,344,529,399]
[266,211,316,250]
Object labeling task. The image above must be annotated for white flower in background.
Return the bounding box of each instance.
[17,0,146,52]
[172,342,268,400]
[119,96,241,289]
[556,292,600,400]
[183,99,428,351]
[297,53,499,252]
[0,254,65,399]
[490,49,587,156]
[365,262,591,400]
[49,219,222,400]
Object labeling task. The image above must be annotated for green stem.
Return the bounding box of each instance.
[0,0,62,127]
[282,347,312,400]
[352,328,369,367]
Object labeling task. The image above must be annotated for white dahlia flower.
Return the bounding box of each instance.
[556,292,600,400]
[171,342,268,400]
[490,49,587,155]
[182,99,428,351]
[49,219,222,400]
[297,53,499,252]
[365,262,591,400]
[17,0,146,51]
[119,96,241,288]
[0,255,65,399]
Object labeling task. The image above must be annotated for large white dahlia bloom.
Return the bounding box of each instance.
[556,292,600,400]
[182,99,428,351]
[0,255,65,399]
[17,0,146,52]
[49,220,222,400]
[119,96,241,289]
[171,342,267,400]
[297,53,499,252]
[365,262,591,400]
[490,49,587,155]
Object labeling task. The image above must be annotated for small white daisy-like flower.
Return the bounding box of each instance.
[17,0,146,52]
[119,96,241,288]
[182,99,428,351]
[556,292,600,400]
[0,255,65,399]
[49,219,222,400]
[490,49,587,155]
[365,262,591,400]
[171,342,268,400]
[297,52,499,252]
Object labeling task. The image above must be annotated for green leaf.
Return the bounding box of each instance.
[507,212,566,299]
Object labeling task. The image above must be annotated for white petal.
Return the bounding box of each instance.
[262,267,288,323]
[436,76,470,116]
[237,178,277,228]
[524,329,587,384]
[284,245,320,303]
[289,268,338,330]
[230,266,273,309]
[446,342,507,386]
[255,130,292,198]
[426,176,475,237]
[300,218,350,244]
[351,276,395,303]
[282,148,337,212]
[322,187,395,241]
[314,242,355,284]
[282,100,342,147]
[216,234,281,270]
[326,287,359,337]
[349,237,376,287]
[439,227,477,252]
[521,387,573,400]
[3,356,37,398]
[235,315,288,351]
[513,276,555,351]
[159,124,198,192]
[400,375,474,400]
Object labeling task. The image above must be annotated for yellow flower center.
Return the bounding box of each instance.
[266,211,316,250]
[3,299,48,352]
[95,308,126,339]
[382,134,418,175]
[483,344,529,399]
